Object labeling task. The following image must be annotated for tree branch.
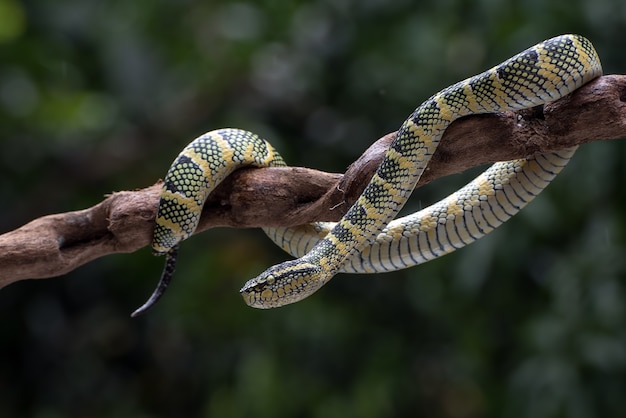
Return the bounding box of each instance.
[1,75,625,287]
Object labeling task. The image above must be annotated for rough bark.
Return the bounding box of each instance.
[1,75,625,287]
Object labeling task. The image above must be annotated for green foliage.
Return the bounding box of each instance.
[1,0,625,417]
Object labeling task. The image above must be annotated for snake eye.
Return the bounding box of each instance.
[266,275,275,284]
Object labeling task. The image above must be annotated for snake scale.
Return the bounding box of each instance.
[132,34,602,316]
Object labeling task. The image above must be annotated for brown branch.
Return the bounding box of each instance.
[1,75,625,287]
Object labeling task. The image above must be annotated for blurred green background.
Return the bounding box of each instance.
[1,0,626,417]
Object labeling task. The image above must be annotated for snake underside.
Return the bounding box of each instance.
[133,34,602,315]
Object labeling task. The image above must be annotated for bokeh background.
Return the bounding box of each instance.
[1,0,626,417]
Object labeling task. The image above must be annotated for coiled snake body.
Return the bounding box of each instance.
[132,34,602,316]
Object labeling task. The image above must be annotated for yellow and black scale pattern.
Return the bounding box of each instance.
[132,34,602,316]
[151,129,286,254]
[265,148,577,273]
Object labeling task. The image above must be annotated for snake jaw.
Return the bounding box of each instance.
[240,259,328,309]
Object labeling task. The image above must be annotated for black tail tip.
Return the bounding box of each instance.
[131,245,179,317]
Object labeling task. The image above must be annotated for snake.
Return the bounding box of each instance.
[131,34,602,316]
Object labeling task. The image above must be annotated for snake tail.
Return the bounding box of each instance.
[131,245,179,317]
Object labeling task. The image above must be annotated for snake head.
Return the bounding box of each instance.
[240,259,328,309]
